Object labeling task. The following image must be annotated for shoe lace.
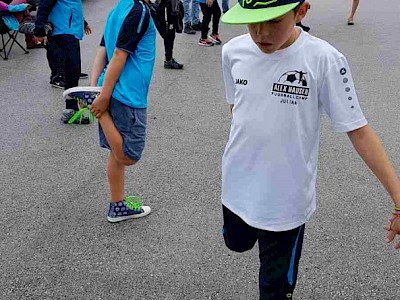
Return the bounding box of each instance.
[124,196,143,212]
[67,96,95,124]
[68,107,94,124]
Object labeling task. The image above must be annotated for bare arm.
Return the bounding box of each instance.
[348,124,400,248]
[348,125,400,206]
[90,48,128,118]
[90,47,107,87]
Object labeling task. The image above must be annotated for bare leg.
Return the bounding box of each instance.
[98,111,137,203]
[107,153,125,203]
[348,0,360,23]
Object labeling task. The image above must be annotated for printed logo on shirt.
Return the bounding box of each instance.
[235,78,248,86]
[271,70,310,105]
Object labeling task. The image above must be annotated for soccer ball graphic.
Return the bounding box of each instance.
[278,71,308,87]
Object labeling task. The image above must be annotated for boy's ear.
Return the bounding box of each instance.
[295,1,310,23]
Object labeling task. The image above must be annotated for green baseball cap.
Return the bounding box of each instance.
[222,0,304,24]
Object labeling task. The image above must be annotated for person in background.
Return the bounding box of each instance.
[347,0,359,25]
[152,0,184,69]
[183,0,200,34]
[197,0,221,47]
[34,0,90,124]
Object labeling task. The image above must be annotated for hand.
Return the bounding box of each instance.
[206,0,213,7]
[34,36,48,45]
[90,94,110,119]
[84,25,92,35]
[384,215,400,249]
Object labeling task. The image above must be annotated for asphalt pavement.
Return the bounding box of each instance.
[1,0,400,299]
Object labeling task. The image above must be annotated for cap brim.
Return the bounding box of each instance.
[222,2,300,24]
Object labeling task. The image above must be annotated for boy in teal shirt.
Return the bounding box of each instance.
[90,0,156,222]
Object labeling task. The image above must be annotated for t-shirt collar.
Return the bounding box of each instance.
[250,27,307,60]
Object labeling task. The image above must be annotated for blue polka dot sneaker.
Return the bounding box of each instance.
[107,196,151,223]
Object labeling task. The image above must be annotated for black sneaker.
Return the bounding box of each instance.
[79,73,89,79]
[164,58,183,70]
[50,75,65,89]
[198,38,214,47]
[184,23,195,35]
[191,22,202,31]
[209,33,222,45]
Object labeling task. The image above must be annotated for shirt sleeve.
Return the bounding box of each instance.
[222,45,235,105]
[116,3,149,54]
[318,56,367,132]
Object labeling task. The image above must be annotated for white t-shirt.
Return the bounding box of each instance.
[221,30,367,232]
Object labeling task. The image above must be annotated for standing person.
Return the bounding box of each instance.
[220,1,400,299]
[183,0,200,34]
[48,20,92,89]
[34,0,88,124]
[348,0,359,25]
[152,0,184,69]
[198,0,221,46]
[89,0,156,222]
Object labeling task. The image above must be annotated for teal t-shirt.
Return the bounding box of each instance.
[98,0,156,108]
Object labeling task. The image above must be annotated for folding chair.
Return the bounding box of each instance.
[0,9,29,60]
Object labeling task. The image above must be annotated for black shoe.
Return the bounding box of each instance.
[79,73,88,79]
[191,22,202,31]
[50,75,65,89]
[164,58,183,70]
[184,23,196,34]
[296,22,310,32]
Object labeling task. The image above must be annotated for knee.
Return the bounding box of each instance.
[114,152,138,166]
[122,158,137,166]
[222,227,256,253]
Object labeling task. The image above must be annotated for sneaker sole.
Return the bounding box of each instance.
[51,83,65,89]
[61,118,91,125]
[62,86,102,101]
[208,37,222,45]
[164,65,184,70]
[79,75,89,79]
[107,206,151,223]
[198,42,214,47]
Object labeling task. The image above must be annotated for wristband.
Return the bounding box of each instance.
[395,206,400,211]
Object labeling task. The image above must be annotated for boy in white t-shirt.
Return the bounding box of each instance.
[220,1,400,299]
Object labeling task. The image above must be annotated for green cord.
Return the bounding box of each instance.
[124,196,143,211]
[67,96,95,124]
[68,107,94,124]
